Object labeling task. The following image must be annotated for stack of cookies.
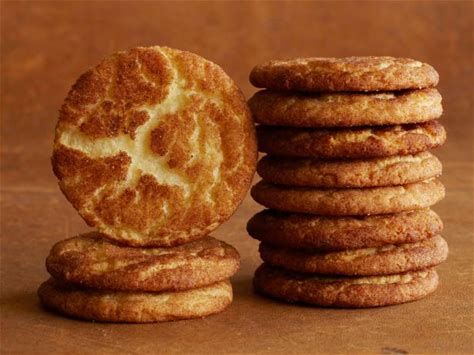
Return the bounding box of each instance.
[38,46,257,322]
[247,57,448,307]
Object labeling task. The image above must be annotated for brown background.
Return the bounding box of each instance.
[1,1,473,354]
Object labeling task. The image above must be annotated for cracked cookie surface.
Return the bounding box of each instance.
[46,233,240,292]
[52,46,257,246]
[250,56,439,92]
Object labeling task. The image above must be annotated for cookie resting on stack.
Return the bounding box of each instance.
[247,56,447,307]
[39,46,257,322]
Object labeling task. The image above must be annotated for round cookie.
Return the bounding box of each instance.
[257,152,442,188]
[259,235,448,275]
[253,264,439,308]
[249,88,442,127]
[38,278,232,323]
[46,233,240,292]
[52,46,257,247]
[247,208,443,250]
[249,56,439,92]
[257,120,446,159]
[251,179,445,215]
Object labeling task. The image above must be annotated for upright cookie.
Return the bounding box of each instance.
[259,235,448,275]
[251,179,445,215]
[257,121,446,159]
[250,56,439,92]
[46,233,240,292]
[249,89,442,127]
[52,46,257,247]
[247,209,443,250]
[38,278,232,323]
[257,152,442,188]
[254,264,439,308]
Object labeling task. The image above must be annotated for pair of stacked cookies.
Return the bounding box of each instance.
[247,57,448,307]
[38,46,257,322]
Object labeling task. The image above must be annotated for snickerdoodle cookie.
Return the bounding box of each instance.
[247,208,443,250]
[254,264,438,308]
[38,278,232,323]
[249,88,442,127]
[251,178,445,215]
[52,46,257,247]
[257,152,442,188]
[257,121,446,159]
[259,235,447,275]
[46,233,240,292]
[250,56,439,92]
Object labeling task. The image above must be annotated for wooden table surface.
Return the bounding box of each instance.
[1,1,473,354]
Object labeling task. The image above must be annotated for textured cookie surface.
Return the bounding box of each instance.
[250,56,439,92]
[249,89,442,127]
[257,120,446,159]
[247,208,443,250]
[251,179,445,215]
[254,264,438,308]
[38,278,232,323]
[52,46,257,246]
[46,233,240,292]
[259,235,448,275]
[257,152,442,188]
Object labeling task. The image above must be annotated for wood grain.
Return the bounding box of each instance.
[1,1,473,354]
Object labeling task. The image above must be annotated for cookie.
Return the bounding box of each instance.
[254,264,439,308]
[257,120,446,159]
[249,88,442,127]
[259,235,447,276]
[52,46,257,247]
[251,179,445,215]
[38,278,232,323]
[249,56,439,92]
[46,233,240,292]
[257,152,441,188]
[247,208,443,250]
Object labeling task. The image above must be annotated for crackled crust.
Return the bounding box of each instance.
[253,264,438,308]
[247,208,443,250]
[249,88,442,127]
[257,120,446,159]
[38,278,232,323]
[259,235,448,275]
[52,46,257,247]
[46,233,240,292]
[250,56,439,92]
[257,152,442,188]
[251,178,445,215]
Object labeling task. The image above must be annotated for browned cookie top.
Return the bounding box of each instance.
[247,208,443,250]
[257,120,446,159]
[46,232,240,292]
[249,88,442,127]
[250,56,439,92]
[259,235,448,276]
[254,263,439,308]
[52,46,257,247]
